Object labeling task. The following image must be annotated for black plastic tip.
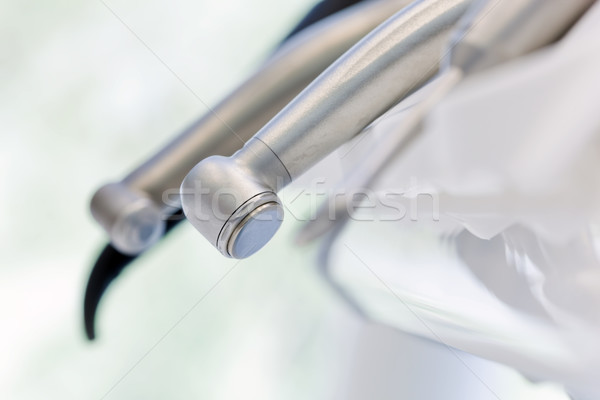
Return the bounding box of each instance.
[83,212,184,341]
[83,244,136,340]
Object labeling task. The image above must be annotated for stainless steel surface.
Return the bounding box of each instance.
[227,202,284,259]
[90,0,409,254]
[90,183,165,254]
[447,0,595,73]
[182,0,473,258]
[258,0,471,180]
[298,0,596,244]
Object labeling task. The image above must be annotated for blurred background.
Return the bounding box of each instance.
[0,0,575,398]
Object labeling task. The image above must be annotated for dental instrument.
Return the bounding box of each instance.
[84,0,407,339]
[181,0,474,259]
[89,0,411,256]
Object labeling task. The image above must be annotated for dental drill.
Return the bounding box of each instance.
[181,0,594,259]
[181,0,474,258]
[84,0,414,339]
[89,0,412,255]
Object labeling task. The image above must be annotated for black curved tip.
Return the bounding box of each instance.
[84,213,184,341]
[84,244,136,340]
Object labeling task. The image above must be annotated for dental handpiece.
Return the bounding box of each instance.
[297,0,596,244]
[89,0,411,255]
[181,0,474,258]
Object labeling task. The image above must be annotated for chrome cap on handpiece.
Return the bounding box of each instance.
[181,139,290,258]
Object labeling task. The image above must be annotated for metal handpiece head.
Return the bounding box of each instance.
[180,139,290,258]
[90,183,165,255]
